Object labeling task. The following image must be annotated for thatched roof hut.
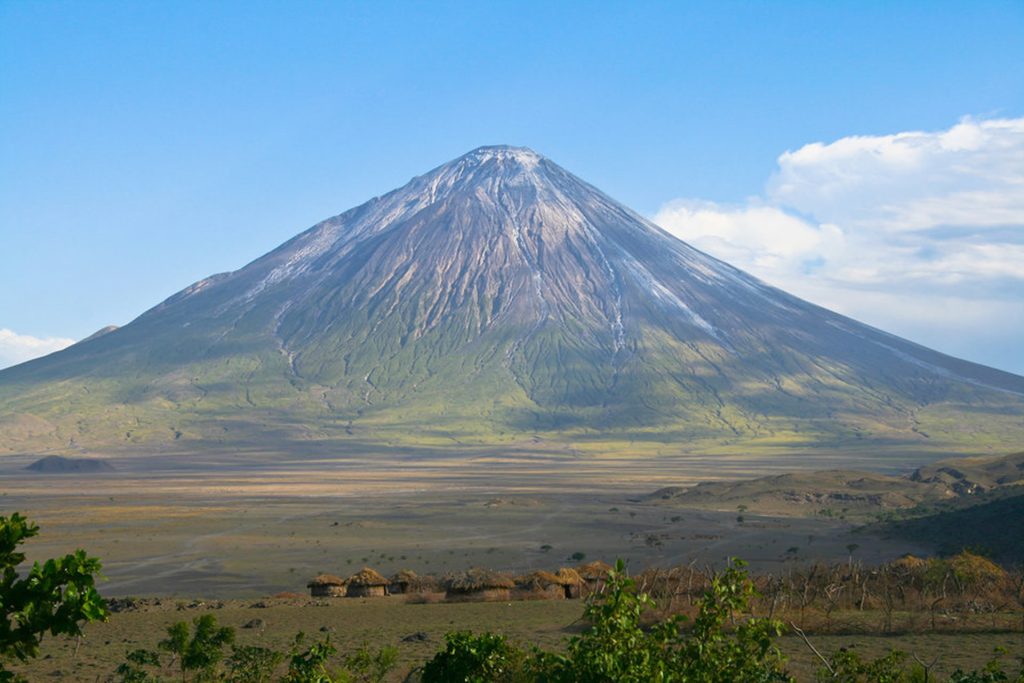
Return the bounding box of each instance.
[517,570,562,590]
[346,567,389,598]
[307,573,346,598]
[577,560,614,579]
[555,567,583,599]
[389,569,419,595]
[445,568,515,602]
[577,560,614,594]
[514,570,564,600]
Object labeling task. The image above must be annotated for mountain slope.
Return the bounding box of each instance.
[2,146,1023,455]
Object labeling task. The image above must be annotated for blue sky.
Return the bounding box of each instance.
[1,1,1022,372]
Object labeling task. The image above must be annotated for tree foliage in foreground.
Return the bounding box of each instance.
[420,558,791,682]
[0,512,108,682]
[418,559,1024,683]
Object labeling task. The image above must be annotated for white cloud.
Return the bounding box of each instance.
[654,116,1024,375]
[767,117,1024,232]
[653,200,846,285]
[0,329,76,369]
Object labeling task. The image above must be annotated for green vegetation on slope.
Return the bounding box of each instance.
[871,489,1024,564]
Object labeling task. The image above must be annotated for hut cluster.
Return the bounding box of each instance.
[306,561,614,602]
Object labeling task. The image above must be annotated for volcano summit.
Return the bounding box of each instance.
[2,146,1022,455]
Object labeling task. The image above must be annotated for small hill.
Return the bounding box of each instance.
[25,455,115,473]
[647,451,1024,520]
[870,489,1024,564]
[646,470,952,519]
[910,451,1024,493]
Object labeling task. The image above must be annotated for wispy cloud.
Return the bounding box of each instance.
[0,329,76,369]
[654,116,1024,375]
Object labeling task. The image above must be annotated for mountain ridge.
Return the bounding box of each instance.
[2,145,1023,456]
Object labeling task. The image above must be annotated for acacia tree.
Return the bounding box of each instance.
[1,512,109,681]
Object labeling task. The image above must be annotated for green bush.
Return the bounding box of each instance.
[228,645,286,683]
[343,643,399,683]
[114,620,399,683]
[0,512,109,682]
[282,633,338,683]
[815,647,918,683]
[948,648,1024,683]
[160,613,236,681]
[114,649,162,683]
[420,631,528,683]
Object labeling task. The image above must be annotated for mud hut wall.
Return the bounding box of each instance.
[445,588,512,602]
[512,584,564,601]
[347,584,387,598]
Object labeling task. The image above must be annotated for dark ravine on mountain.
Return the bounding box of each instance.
[2,146,1023,455]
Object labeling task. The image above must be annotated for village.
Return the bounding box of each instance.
[306,562,612,602]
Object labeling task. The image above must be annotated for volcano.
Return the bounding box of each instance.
[2,146,1022,455]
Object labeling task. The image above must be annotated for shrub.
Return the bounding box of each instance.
[160,614,236,681]
[815,647,916,683]
[343,644,399,683]
[282,633,338,683]
[0,512,109,682]
[948,648,1024,683]
[949,551,1006,593]
[114,649,162,683]
[228,645,285,683]
[420,631,528,682]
